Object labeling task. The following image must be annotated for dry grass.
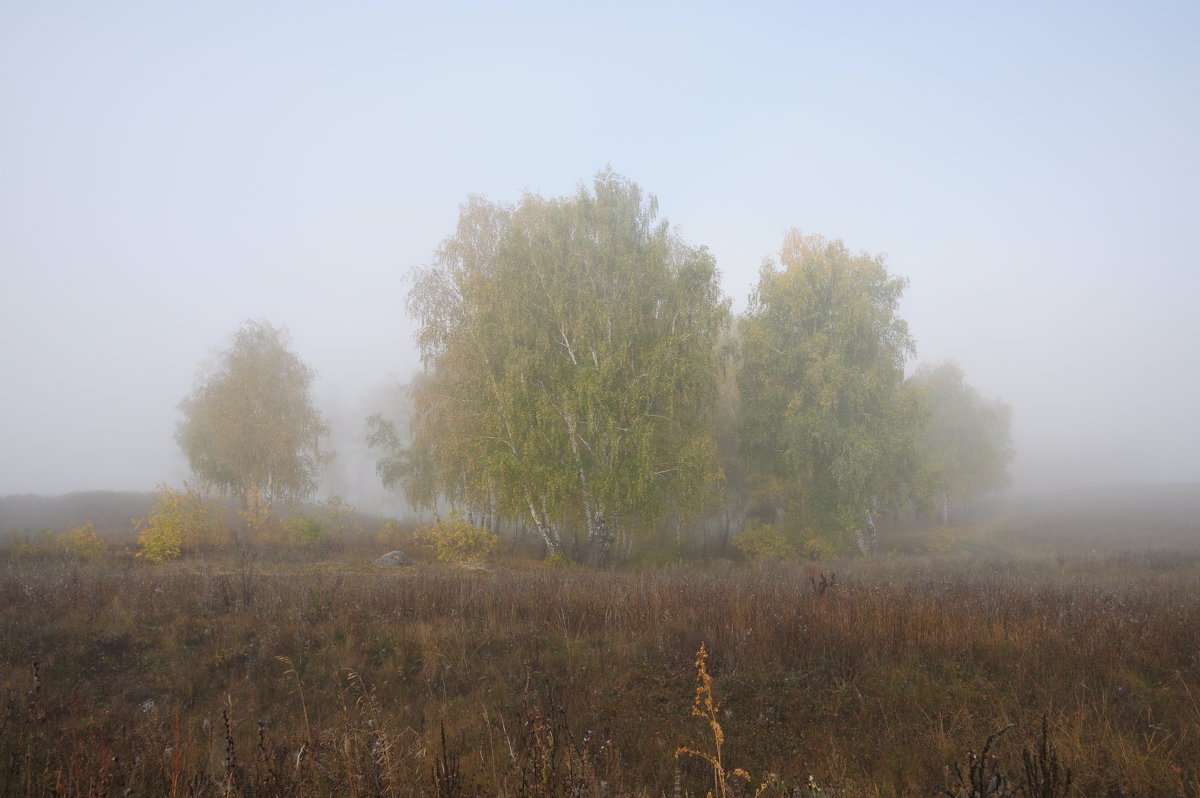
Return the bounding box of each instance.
[1,516,1198,795]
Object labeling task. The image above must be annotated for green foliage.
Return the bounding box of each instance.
[284,514,325,545]
[366,414,416,494]
[136,483,215,563]
[909,361,1014,516]
[374,518,413,548]
[374,181,1011,565]
[405,171,730,565]
[279,496,358,548]
[733,522,795,560]
[738,231,920,551]
[416,512,500,562]
[177,320,329,507]
[12,523,108,559]
[799,534,844,561]
[733,521,846,561]
[544,549,572,568]
[137,525,180,563]
[13,528,61,556]
[320,495,359,537]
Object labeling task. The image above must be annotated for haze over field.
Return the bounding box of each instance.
[2,2,1198,508]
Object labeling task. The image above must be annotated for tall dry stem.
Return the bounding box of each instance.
[276,656,312,743]
[675,643,755,798]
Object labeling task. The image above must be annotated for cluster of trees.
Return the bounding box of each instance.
[175,172,1012,565]
[375,172,1011,563]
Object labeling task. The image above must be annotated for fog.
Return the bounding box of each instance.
[2,2,1197,511]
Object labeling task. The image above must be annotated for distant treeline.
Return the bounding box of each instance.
[0,491,152,541]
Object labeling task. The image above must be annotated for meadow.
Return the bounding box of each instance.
[1,487,1198,796]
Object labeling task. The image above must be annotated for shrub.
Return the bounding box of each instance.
[136,483,216,562]
[321,495,360,537]
[64,521,108,560]
[733,522,795,560]
[799,535,843,560]
[927,529,958,553]
[13,528,59,556]
[416,511,499,562]
[733,523,849,561]
[284,514,325,545]
[137,520,181,563]
[374,519,412,548]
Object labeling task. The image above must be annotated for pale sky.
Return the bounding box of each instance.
[2,1,1198,507]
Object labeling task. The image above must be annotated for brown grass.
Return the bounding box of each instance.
[1,528,1198,795]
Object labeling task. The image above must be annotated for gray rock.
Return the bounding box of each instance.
[373,550,414,567]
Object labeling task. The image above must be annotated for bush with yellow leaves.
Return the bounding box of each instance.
[733,522,795,560]
[416,511,499,562]
[136,483,217,563]
[64,521,108,560]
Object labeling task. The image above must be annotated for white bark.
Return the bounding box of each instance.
[585,513,617,566]
[855,508,879,557]
[525,490,561,557]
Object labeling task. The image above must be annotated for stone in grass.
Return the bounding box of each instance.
[373,550,414,567]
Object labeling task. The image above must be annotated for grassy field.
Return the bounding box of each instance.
[1,487,1198,796]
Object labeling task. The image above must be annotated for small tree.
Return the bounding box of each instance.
[320,495,360,537]
[909,362,1013,523]
[64,521,108,560]
[136,483,216,563]
[177,320,329,509]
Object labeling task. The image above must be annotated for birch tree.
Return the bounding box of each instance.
[405,172,729,564]
[909,362,1013,523]
[177,320,329,508]
[738,231,919,555]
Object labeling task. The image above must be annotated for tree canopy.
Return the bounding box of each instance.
[177,320,329,507]
[738,231,920,555]
[404,171,730,564]
[909,361,1013,522]
[375,176,1018,563]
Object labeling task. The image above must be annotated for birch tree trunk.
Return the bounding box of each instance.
[584,511,617,567]
[526,493,562,558]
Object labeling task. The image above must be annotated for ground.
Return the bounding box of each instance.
[1,485,1197,796]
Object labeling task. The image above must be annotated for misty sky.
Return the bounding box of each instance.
[2,1,1198,508]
